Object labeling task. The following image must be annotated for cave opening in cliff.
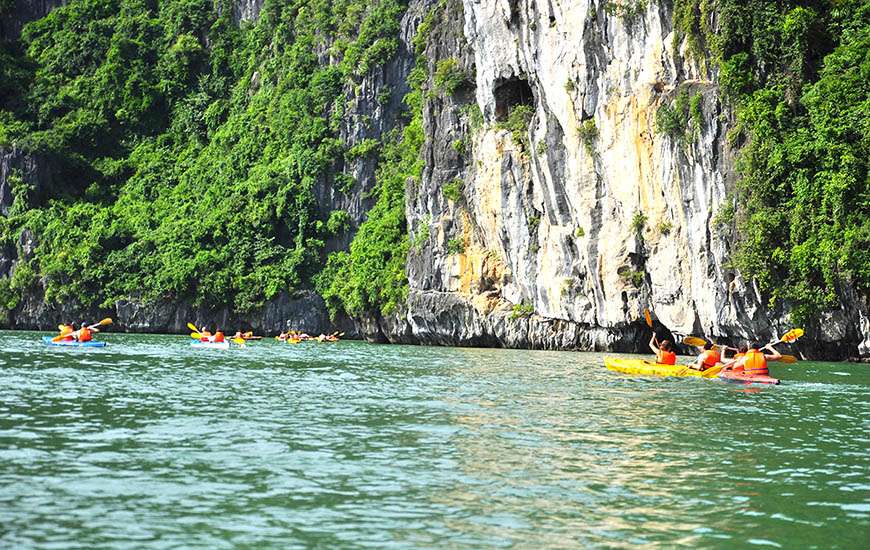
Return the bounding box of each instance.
[493,77,534,122]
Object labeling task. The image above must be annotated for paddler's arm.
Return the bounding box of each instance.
[649,334,659,354]
[720,357,739,372]
[763,343,782,361]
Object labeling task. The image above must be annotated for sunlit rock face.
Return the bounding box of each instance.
[381,0,868,358]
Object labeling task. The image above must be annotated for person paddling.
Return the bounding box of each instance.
[199,326,212,342]
[75,320,95,342]
[722,343,781,375]
[692,342,720,371]
[211,329,225,343]
[649,334,676,365]
[58,323,75,342]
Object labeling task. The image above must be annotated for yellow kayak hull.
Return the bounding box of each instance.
[605,357,723,378]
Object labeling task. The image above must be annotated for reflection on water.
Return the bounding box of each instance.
[0,332,868,548]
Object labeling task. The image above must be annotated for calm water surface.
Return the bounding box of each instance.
[1,330,868,548]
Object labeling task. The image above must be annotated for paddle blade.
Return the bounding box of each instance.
[778,354,798,364]
[232,338,246,345]
[51,334,67,342]
[190,332,202,339]
[187,322,199,333]
[682,336,706,347]
[780,328,804,343]
[97,317,113,326]
[644,309,653,328]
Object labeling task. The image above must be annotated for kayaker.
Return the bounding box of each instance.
[276,332,288,341]
[649,335,676,365]
[199,326,212,342]
[721,345,747,361]
[722,343,781,375]
[692,342,720,371]
[76,321,94,342]
[58,323,75,341]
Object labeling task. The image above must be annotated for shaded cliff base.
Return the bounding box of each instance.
[3,289,357,339]
[2,288,866,361]
[358,291,865,361]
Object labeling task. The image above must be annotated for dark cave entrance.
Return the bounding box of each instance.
[493,77,534,122]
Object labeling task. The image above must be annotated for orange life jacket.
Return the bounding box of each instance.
[78,327,92,342]
[213,331,225,343]
[743,349,768,375]
[657,349,676,365]
[700,349,721,369]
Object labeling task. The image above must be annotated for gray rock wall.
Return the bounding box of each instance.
[0,0,66,41]
[361,0,869,359]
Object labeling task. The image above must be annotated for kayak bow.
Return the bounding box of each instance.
[42,336,107,348]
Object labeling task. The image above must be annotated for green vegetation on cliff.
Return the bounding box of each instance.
[0,0,411,314]
[672,0,869,321]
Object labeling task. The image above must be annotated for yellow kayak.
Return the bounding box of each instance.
[604,357,723,378]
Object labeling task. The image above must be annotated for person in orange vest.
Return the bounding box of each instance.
[211,329,225,343]
[721,345,747,367]
[199,326,212,342]
[58,323,75,341]
[648,334,676,365]
[76,321,93,342]
[723,343,781,375]
[692,342,721,371]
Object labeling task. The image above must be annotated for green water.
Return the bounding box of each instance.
[1,331,868,548]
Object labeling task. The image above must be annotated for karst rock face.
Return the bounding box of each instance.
[1,0,866,358]
[383,0,868,358]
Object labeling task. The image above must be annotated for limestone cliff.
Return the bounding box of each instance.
[375,0,868,358]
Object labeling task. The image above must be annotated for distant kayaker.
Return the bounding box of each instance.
[75,321,94,342]
[649,335,676,365]
[58,323,75,341]
[721,345,747,361]
[722,343,781,375]
[211,330,225,343]
[692,342,720,371]
[199,326,212,342]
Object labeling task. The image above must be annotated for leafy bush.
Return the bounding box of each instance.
[509,302,534,319]
[433,57,468,95]
[630,211,647,233]
[658,220,673,236]
[497,104,534,150]
[578,118,598,155]
[655,89,703,143]
[446,237,465,254]
[442,178,463,202]
[326,210,351,235]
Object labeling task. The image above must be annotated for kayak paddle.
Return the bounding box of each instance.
[53,317,112,342]
[771,328,804,345]
[777,354,798,364]
[682,335,707,347]
[644,309,653,328]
